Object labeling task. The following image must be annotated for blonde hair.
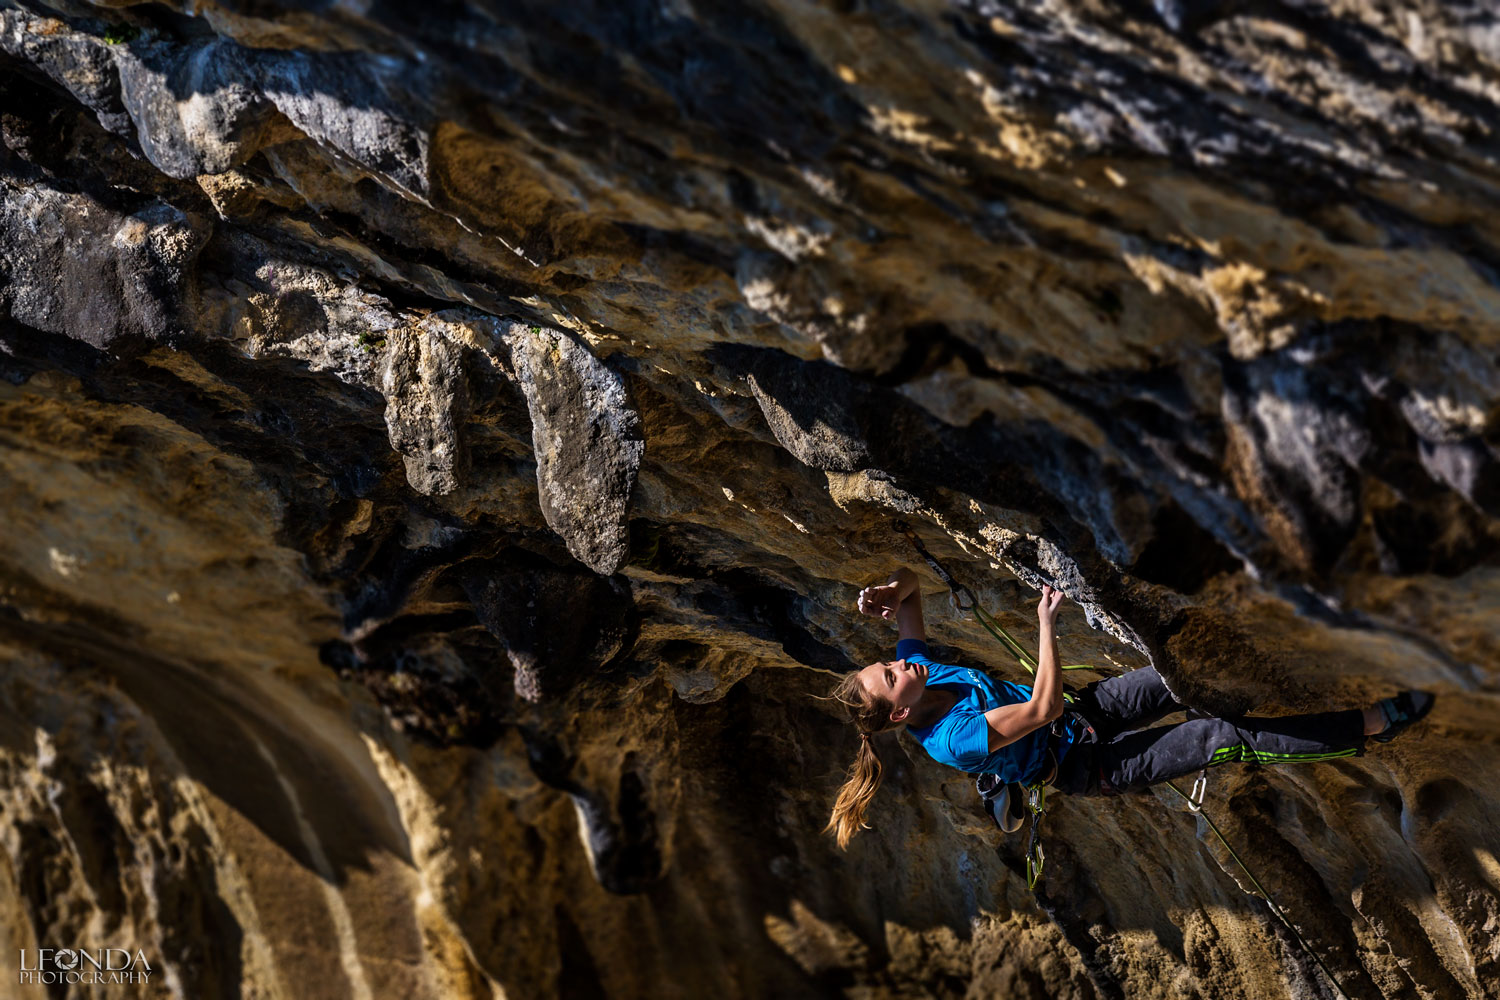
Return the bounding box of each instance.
[819,669,906,850]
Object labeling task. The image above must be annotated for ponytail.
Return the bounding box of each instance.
[825,733,884,850]
[817,668,905,850]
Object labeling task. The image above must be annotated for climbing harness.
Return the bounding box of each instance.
[895,521,1352,998]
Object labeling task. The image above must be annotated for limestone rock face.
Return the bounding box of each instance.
[380,316,473,496]
[0,2,1497,999]
[503,324,644,576]
[0,171,208,348]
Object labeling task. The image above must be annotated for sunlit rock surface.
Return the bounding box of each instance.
[1,1,1497,997]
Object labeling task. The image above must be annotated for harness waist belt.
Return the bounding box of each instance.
[1036,711,1095,786]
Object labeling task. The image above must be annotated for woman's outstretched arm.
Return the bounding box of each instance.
[981,584,1065,751]
[857,567,927,643]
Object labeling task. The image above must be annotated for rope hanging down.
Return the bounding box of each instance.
[894,521,1351,999]
[1163,781,1351,1000]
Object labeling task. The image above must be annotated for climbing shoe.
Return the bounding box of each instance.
[1371,690,1436,744]
[977,774,1027,834]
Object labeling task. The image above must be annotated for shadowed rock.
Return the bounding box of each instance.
[0,8,429,193]
[459,552,637,701]
[0,172,208,351]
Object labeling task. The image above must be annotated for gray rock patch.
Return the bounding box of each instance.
[0,181,208,349]
[502,325,643,575]
[379,318,472,496]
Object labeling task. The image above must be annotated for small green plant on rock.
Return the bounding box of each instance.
[103,24,140,45]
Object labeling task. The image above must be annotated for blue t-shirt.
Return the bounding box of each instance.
[897,638,1077,784]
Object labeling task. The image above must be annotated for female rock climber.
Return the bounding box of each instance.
[824,567,1435,849]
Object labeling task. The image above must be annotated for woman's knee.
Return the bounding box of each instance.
[1184,716,1245,755]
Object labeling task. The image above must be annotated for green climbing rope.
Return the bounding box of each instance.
[971,602,1099,677]
[893,521,1104,687]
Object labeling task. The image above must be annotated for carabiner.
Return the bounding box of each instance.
[1188,773,1208,813]
[1026,842,1046,890]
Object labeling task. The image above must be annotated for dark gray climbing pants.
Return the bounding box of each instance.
[1054,668,1367,796]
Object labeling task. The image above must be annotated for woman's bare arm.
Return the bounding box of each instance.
[982,585,1065,751]
[857,567,926,643]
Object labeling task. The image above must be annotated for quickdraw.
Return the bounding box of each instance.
[1187,770,1209,813]
[1023,783,1047,890]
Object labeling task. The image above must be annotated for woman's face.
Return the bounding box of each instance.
[858,657,927,722]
